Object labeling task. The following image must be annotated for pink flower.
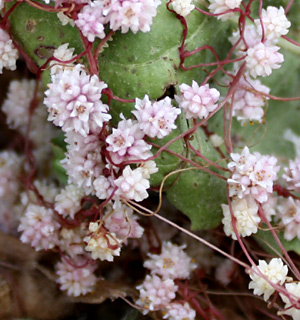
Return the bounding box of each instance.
[18,204,60,251]
[136,275,178,313]
[133,95,181,139]
[56,257,97,297]
[175,81,220,120]
[163,302,196,320]
[44,64,111,137]
[75,2,107,42]
[278,197,300,241]
[106,116,152,164]
[144,241,197,279]
[231,74,270,124]
[103,200,144,239]
[62,132,105,195]
[228,147,279,203]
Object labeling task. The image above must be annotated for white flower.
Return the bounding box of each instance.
[84,222,121,261]
[175,81,220,120]
[163,302,196,320]
[171,0,195,17]
[114,166,150,202]
[144,241,197,280]
[215,259,235,286]
[136,275,178,313]
[0,29,18,73]
[57,12,75,27]
[249,258,288,301]
[139,160,158,179]
[56,257,97,297]
[2,79,37,129]
[254,6,291,42]
[54,184,84,219]
[222,196,260,240]
[209,133,224,147]
[280,282,300,320]
[50,43,75,75]
[133,95,181,139]
[208,0,242,21]
[246,42,284,78]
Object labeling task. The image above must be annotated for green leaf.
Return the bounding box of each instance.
[254,228,300,255]
[166,126,227,230]
[150,114,185,187]
[51,134,68,184]
[8,2,84,66]
[98,0,233,119]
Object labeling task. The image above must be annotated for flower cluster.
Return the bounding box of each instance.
[137,241,196,318]
[222,196,260,239]
[248,258,288,301]
[44,64,111,137]
[75,0,161,39]
[55,257,97,297]
[175,81,220,120]
[171,0,195,17]
[133,95,181,139]
[0,29,18,73]
[84,221,121,261]
[103,199,144,240]
[231,73,270,124]
[208,0,242,21]
[227,146,279,203]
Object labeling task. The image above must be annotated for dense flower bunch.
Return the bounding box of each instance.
[136,242,197,318]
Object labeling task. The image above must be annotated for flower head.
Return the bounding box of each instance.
[56,257,97,297]
[144,241,197,280]
[84,222,121,261]
[114,166,150,201]
[136,275,178,313]
[254,6,291,42]
[222,196,260,240]
[133,95,181,139]
[246,42,284,78]
[249,258,288,301]
[0,29,18,73]
[208,0,242,20]
[44,64,111,137]
[163,302,196,320]
[175,81,220,120]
